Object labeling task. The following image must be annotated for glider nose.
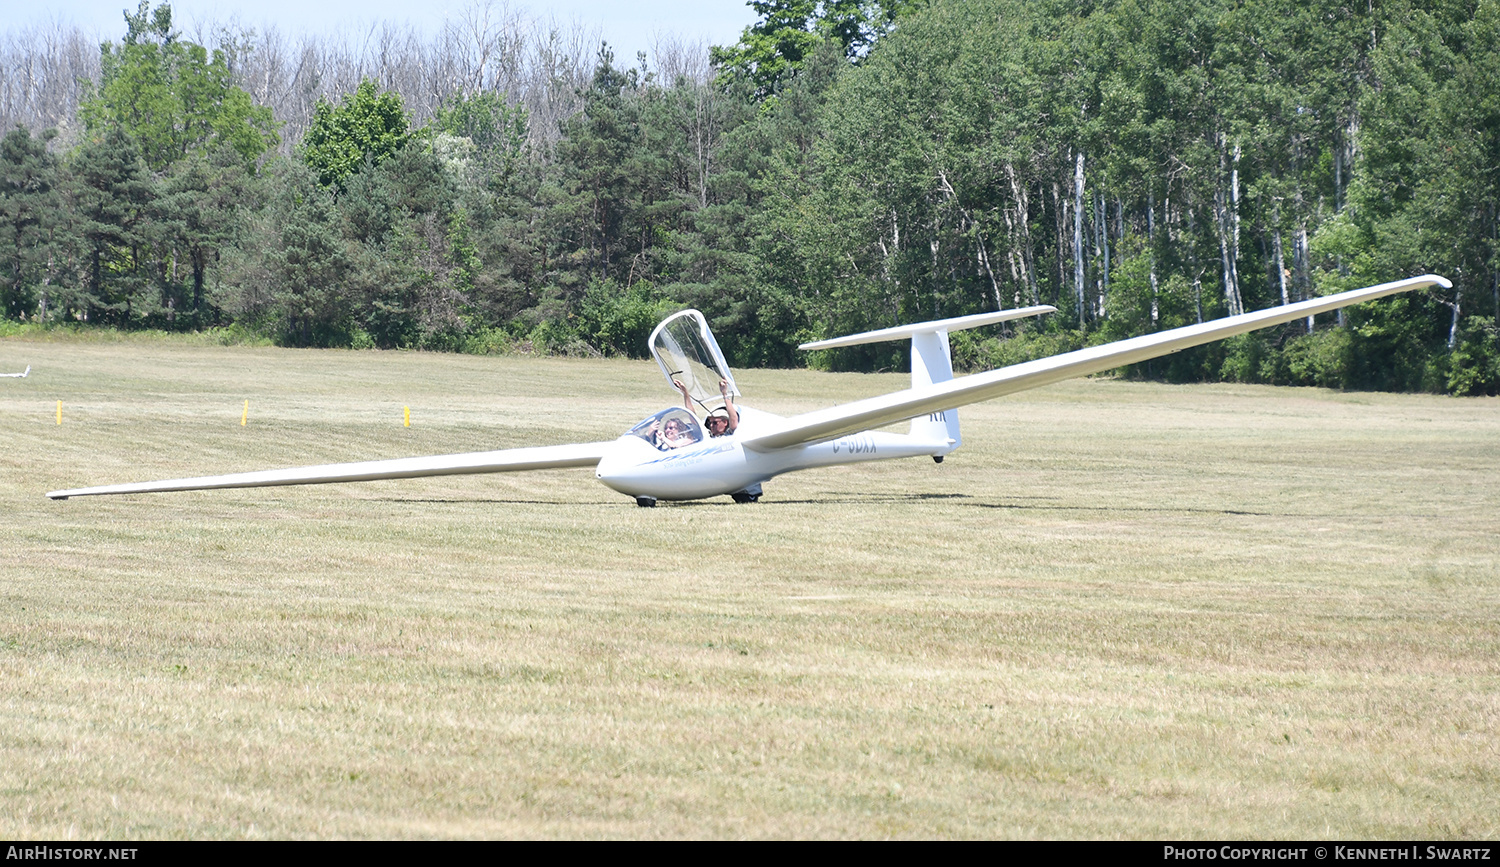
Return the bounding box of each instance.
[595,441,644,496]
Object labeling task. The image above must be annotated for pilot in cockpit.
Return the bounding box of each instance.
[705,379,739,437]
[673,377,739,438]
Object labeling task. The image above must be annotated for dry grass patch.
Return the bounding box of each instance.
[1,336,1498,838]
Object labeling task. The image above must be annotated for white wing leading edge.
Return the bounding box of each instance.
[741,275,1452,453]
[47,441,614,499]
[797,306,1057,350]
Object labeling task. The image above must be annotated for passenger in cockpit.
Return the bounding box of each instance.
[658,417,697,449]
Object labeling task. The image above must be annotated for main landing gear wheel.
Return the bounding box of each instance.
[635,496,657,508]
[730,482,764,504]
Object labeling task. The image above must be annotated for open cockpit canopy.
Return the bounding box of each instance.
[649,310,739,417]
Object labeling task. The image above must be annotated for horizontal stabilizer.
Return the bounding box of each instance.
[48,440,613,499]
[746,275,1449,453]
[798,306,1056,350]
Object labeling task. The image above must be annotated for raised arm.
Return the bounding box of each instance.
[719,378,739,432]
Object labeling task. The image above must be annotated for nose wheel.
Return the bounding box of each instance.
[635,496,657,508]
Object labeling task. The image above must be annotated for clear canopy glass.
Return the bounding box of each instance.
[649,310,739,416]
[627,407,704,451]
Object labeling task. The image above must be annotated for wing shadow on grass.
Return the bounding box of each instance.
[365,491,1426,519]
[365,497,621,506]
[761,492,1295,517]
[371,491,1283,516]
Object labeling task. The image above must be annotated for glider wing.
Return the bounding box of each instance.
[47,440,614,499]
[798,306,1057,350]
[741,275,1451,453]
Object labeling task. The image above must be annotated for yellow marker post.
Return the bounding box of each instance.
[404,406,411,428]
[56,400,61,425]
[241,399,248,426]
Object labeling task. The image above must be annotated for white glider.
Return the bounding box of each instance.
[1,365,29,378]
[47,275,1450,505]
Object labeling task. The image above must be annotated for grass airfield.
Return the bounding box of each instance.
[1,335,1497,839]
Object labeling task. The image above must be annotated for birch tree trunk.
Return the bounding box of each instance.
[1188,206,1203,324]
[1148,190,1159,327]
[1275,225,1289,306]
[1001,204,1022,304]
[1093,189,1108,319]
[1296,224,1312,330]
[1448,284,1462,349]
[1231,141,1243,312]
[1005,163,1039,306]
[1053,180,1066,308]
[1074,151,1086,326]
[694,87,712,209]
[1215,134,1243,316]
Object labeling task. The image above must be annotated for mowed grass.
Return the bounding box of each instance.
[1,335,1497,839]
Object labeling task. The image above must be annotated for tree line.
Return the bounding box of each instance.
[1,0,1496,394]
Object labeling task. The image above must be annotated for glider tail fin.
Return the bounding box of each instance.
[908,330,961,450]
[797,306,1054,454]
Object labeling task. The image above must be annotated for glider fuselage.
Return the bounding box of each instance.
[594,406,951,500]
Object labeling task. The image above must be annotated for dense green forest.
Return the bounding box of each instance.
[1,0,1497,393]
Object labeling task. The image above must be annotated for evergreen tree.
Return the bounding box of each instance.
[152,144,256,324]
[260,163,354,345]
[70,128,155,324]
[0,127,63,319]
